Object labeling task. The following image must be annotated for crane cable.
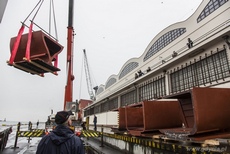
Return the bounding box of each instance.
[49,0,58,40]
[22,0,44,24]
[78,53,84,99]
[22,0,58,39]
[48,0,59,67]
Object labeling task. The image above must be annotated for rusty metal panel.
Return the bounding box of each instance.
[118,108,126,130]
[143,100,183,130]
[191,87,230,134]
[125,107,143,130]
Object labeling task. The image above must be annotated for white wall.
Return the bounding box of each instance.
[85,111,118,126]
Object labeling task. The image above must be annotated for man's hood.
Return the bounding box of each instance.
[49,125,74,145]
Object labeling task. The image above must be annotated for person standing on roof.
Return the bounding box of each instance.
[36,111,85,154]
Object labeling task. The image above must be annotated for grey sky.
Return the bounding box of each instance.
[0,0,202,122]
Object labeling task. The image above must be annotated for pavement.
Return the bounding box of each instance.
[2,122,44,154]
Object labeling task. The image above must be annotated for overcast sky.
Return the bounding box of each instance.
[0,0,202,122]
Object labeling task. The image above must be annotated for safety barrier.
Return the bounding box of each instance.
[14,122,45,148]
[86,126,229,153]
[81,130,101,138]
[17,129,45,137]
[101,132,229,153]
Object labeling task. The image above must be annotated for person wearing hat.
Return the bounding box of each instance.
[36,111,85,154]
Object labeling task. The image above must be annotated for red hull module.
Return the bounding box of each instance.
[160,87,230,137]
[116,87,230,139]
[119,100,183,136]
[9,30,63,75]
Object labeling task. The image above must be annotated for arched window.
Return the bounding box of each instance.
[197,0,228,23]
[119,62,139,79]
[144,28,186,62]
[105,78,117,89]
[96,87,104,95]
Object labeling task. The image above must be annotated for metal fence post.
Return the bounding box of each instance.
[100,125,104,147]
[14,122,21,149]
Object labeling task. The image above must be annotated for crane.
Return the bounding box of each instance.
[64,0,75,110]
[83,49,97,101]
[63,0,82,125]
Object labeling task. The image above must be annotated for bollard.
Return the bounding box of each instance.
[14,122,21,149]
[100,125,104,147]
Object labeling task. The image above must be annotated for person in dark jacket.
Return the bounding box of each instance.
[36,110,85,154]
[93,115,97,131]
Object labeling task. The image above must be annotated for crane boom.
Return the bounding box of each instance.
[83,49,95,100]
[64,0,74,110]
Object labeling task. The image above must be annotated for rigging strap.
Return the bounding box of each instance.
[54,55,58,68]
[25,22,33,61]
[8,25,25,65]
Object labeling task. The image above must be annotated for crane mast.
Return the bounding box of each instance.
[64,0,74,110]
[83,49,95,101]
